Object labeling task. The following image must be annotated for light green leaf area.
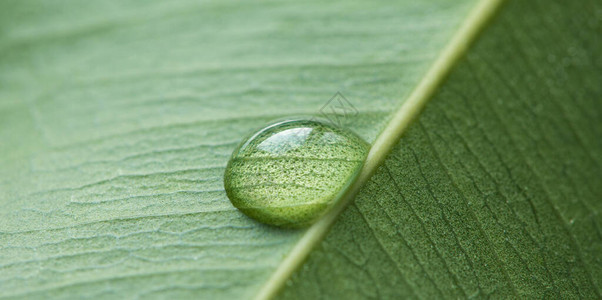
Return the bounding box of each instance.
[0,0,478,299]
[280,0,602,299]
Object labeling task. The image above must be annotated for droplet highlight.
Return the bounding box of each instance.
[224,118,369,228]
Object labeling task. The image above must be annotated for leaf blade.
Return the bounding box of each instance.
[0,0,480,298]
[279,0,602,298]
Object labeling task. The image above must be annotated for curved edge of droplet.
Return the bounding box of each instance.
[231,115,332,159]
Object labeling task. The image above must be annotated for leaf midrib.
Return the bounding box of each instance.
[254,0,507,299]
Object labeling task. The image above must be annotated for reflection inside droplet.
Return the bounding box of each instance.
[257,127,313,155]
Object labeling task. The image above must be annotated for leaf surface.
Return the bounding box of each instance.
[279,0,602,298]
[0,0,479,298]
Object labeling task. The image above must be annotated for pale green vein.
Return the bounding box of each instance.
[254,0,506,298]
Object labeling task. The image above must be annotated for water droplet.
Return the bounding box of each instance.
[224,118,369,228]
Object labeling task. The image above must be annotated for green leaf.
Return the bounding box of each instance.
[279,0,602,299]
[0,0,479,299]
[2,0,600,299]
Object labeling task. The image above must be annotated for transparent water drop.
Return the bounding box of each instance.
[224,118,369,228]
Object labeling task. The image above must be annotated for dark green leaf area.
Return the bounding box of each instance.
[279,0,602,298]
